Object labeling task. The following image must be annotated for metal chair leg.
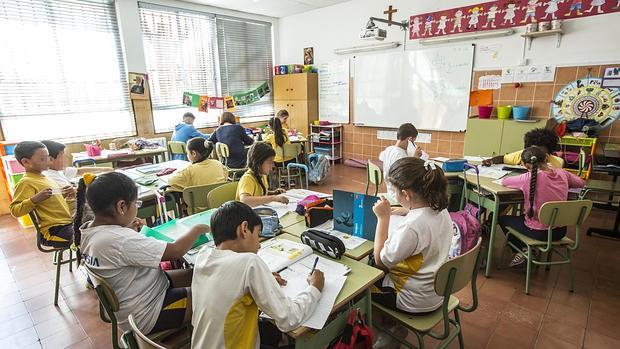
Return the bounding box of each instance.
[567,249,574,292]
[54,250,62,306]
[545,249,552,271]
[525,246,532,295]
[454,309,465,349]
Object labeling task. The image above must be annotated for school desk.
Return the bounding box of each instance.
[280,211,306,229]
[579,179,620,239]
[275,233,384,349]
[72,147,168,168]
[119,160,190,200]
[284,220,374,261]
[459,172,523,277]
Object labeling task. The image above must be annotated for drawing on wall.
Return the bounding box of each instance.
[551,77,620,128]
[409,0,620,40]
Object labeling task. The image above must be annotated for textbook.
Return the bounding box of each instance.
[258,238,349,329]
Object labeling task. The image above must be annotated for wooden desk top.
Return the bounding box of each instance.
[458,172,522,196]
[583,179,620,194]
[120,160,191,200]
[275,233,383,339]
[284,221,374,261]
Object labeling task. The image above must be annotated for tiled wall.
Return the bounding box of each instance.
[342,63,619,162]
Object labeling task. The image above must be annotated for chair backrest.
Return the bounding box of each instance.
[434,238,483,296]
[275,143,302,163]
[182,182,227,214]
[367,160,383,185]
[538,200,592,228]
[83,265,120,313]
[168,141,186,156]
[215,142,230,158]
[207,181,239,209]
[128,314,166,349]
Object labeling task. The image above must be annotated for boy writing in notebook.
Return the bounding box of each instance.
[379,123,428,201]
[192,201,324,349]
[9,141,74,247]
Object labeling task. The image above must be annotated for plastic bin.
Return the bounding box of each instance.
[513,106,530,120]
[478,105,493,119]
[497,105,512,119]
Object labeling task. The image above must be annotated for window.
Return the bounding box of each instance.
[217,16,274,119]
[0,0,135,142]
[139,3,274,133]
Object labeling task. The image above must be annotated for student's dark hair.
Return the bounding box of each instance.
[268,117,286,147]
[220,112,236,125]
[521,146,546,218]
[210,201,262,245]
[183,112,195,120]
[387,157,448,211]
[73,172,138,264]
[41,140,66,159]
[247,142,275,195]
[14,141,46,165]
[396,123,419,140]
[186,137,214,164]
[524,128,559,153]
[276,109,289,118]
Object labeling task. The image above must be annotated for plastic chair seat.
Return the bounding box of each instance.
[374,296,460,333]
[507,228,575,247]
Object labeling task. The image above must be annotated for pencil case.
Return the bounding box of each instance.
[300,229,345,259]
[253,207,281,238]
[442,159,468,172]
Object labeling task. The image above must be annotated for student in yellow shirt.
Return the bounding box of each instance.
[264,117,295,166]
[236,142,288,207]
[276,109,290,130]
[167,138,228,192]
[9,141,74,247]
[483,128,564,168]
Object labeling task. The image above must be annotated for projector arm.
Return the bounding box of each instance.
[369,17,408,30]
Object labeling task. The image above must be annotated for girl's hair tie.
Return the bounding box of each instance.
[423,160,437,171]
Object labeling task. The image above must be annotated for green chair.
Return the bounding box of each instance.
[373,238,482,349]
[28,210,74,306]
[182,182,227,215]
[275,143,308,189]
[207,181,239,209]
[215,142,246,181]
[366,160,383,196]
[168,141,187,160]
[83,266,189,349]
[501,200,593,294]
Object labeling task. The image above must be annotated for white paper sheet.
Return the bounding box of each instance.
[261,202,291,218]
[328,230,366,250]
[469,167,510,179]
[463,156,490,162]
[431,157,450,163]
[284,189,331,201]
[258,239,313,272]
[277,254,348,329]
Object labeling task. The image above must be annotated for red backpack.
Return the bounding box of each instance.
[329,309,374,349]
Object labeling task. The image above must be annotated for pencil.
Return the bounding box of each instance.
[310,256,319,275]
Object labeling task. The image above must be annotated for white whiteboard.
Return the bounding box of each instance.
[353,45,474,132]
[318,59,349,123]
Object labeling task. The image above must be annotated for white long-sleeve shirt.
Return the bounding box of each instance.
[191,248,321,349]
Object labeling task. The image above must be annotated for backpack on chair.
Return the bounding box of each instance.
[449,203,481,258]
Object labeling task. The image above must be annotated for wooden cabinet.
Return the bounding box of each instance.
[273,73,318,135]
[464,118,543,157]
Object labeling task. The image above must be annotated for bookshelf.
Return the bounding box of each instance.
[309,124,343,164]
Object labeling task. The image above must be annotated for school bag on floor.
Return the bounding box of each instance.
[308,153,331,185]
[329,308,373,349]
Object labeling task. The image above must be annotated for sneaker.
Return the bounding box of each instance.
[509,251,527,268]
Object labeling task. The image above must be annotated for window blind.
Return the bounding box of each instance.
[139,3,274,132]
[0,0,135,142]
[216,16,274,119]
[139,2,220,133]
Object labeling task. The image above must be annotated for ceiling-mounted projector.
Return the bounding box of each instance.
[360,27,387,40]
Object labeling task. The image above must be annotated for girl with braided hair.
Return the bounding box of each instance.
[498,146,584,267]
[74,172,209,334]
[236,142,289,207]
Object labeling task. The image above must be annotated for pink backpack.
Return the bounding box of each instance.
[449,203,481,257]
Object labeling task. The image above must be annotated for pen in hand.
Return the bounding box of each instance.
[310,256,319,276]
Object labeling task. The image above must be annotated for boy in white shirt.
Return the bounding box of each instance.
[379,123,428,201]
[192,201,325,349]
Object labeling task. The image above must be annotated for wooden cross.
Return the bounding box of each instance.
[384,5,397,25]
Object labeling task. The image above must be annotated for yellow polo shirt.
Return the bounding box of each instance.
[167,159,228,192]
[236,170,269,200]
[264,133,294,163]
[504,150,564,168]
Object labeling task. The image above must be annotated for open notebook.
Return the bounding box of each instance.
[258,238,349,329]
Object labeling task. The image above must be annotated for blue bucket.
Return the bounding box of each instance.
[513,106,530,120]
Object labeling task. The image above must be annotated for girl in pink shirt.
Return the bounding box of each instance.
[498,146,584,267]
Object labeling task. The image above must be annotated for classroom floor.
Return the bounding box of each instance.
[1,164,620,349]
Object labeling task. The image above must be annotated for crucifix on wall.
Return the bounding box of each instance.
[383,5,398,25]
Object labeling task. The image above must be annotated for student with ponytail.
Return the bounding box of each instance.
[167,137,227,192]
[499,146,584,267]
[371,157,453,314]
[264,117,294,165]
[236,142,289,207]
[74,172,209,334]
